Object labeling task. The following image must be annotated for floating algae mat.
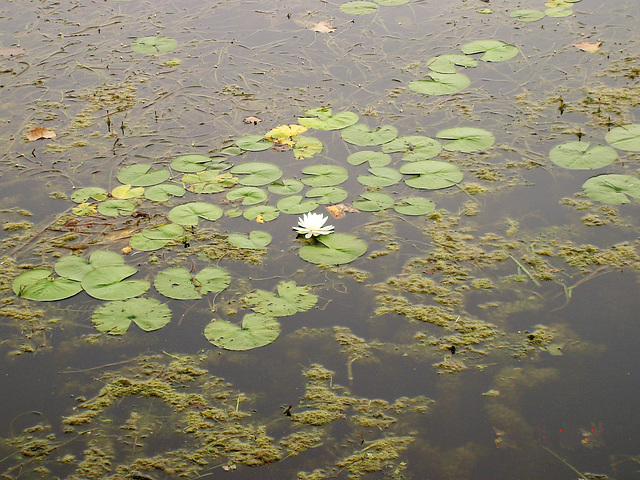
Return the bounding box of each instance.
[1,0,640,478]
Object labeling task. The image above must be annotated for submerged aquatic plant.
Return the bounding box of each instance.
[293,212,335,238]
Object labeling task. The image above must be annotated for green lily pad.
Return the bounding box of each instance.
[357,167,402,187]
[341,124,398,146]
[339,1,378,15]
[347,151,392,167]
[12,268,82,301]
[306,186,348,204]
[352,192,395,211]
[549,142,617,169]
[92,298,172,334]
[394,197,436,215]
[436,127,495,152]
[144,183,186,202]
[298,108,359,130]
[510,9,545,22]
[268,179,305,195]
[97,199,136,217]
[230,162,283,186]
[154,267,201,300]
[400,160,464,189]
[227,231,272,249]
[582,174,640,204]
[117,164,170,186]
[226,186,268,205]
[82,265,150,301]
[204,313,280,351]
[111,184,144,199]
[71,187,108,203]
[293,136,323,159]
[277,195,320,214]
[236,135,273,152]
[426,54,478,74]
[182,171,237,193]
[545,6,573,17]
[381,136,442,161]
[131,36,178,54]
[170,154,231,173]
[196,267,232,294]
[55,250,124,282]
[244,281,318,317]
[129,223,184,251]
[375,0,410,5]
[243,205,280,222]
[301,164,349,187]
[299,233,367,265]
[408,72,471,96]
[605,124,640,152]
[460,40,519,62]
[168,202,223,226]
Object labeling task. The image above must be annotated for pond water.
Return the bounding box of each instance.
[1,0,640,478]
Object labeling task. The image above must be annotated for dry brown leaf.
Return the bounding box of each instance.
[27,126,56,141]
[243,115,262,125]
[311,21,336,34]
[573,41,602,53]
[326,203,359,219]
[121,246,132,255]
[255,214,265,223]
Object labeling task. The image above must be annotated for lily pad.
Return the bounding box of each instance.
[408,72,471,96]
[71,187,108,203]
[549,142,617,169]
[168,202,223,226]
[545,6,573,17]
[301,164,349,187]
[129,223,184,251]
[268,179,304,195]
[299,233,367,265]
[460,40,519,62]
[394,197,436,215]
[196,267,232,294]
[111,184,144,199]
[82,265,150,301]
[117,164,170,187]
[154,267,201,300]
[182,171,237,193]
[400,160,464,189]
[277,195,320,214]
[144,183,186,202]
[298,108,359,130]
[306,186,348,204]
[436,127,495,152]
[92,298,172,334]
[55,251,124,281]
[339,1,378,15]
[235,135,273,152]
[341,124,398,146]
[226,186,268,205]
[170,154,231,173]
[375,0,410,5]
[12,269,82,301]
[244,281,318,317]
[352,192,395,211]
[243,205,280,222]
[97,199,136,217]
[230,162,283,186]
[293,136,323,159]
[347,151,392,167]
[131,36,178,54]
[582,174,640,204]
[381,136,442,161]
[426,54,478,74]
[510,9,545,22]
[357,167,402,187]
[227,231,272,249]
[204,313,280,351]
[605,124,640,152]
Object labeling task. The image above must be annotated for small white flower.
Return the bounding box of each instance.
[293,212,334,238]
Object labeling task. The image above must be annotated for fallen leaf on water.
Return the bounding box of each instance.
[326,203,359,218]
[573,41,602,53]
[27,126,56,141]
[243,115,262,125]
[255,214,265,223]
[311,21,336,33]
[122,246,132,255]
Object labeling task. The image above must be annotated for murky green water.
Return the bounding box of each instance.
[1,0,640,478]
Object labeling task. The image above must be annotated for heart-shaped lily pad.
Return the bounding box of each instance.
[131,36,178,54]
[510,9,545,22]
[347,151,392,167]
[293,136,323,159]
[381,136,442,161]
[71,187,108,203]
[97,199,136,217]
[436,127,495,152]
[170,154,231,173]
[394,197,436,215]
[400,160,464,189]
[341,124,398,146]
[227,231,272,249]
[298,108,359,130]
[299,233,367,265]
[230,162,283,186]
[243,205,280,222]
[82,265,150,301]
[426,54,478,74]
[235,135,273,152]
[339,1,378,15]
[408,72,471,96]
[549,142,617,169]
[605,124,640,152]
[277,195,320,214]
[352,192,395,211]
[144,184,186,202]
[226,186,268,205]
[460,40,519,62]
[129,223,184,251]
[357,167,402,187]
[306,186,348,204]
[12,269,83,301]
[582,174,640,204]
[55,250,124,282]
[204,313,280,351]
[168,202,223,226]
[117,164,170,186]
[268,179,305,195]
[244,281,318,317]
[92,298,172,334]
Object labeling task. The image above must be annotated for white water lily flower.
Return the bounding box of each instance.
[293,212,334,238]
